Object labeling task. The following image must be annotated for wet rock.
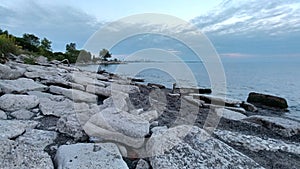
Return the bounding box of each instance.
[0,120,39,139]
[244,115,300,137]
[0,110,7,119]
[49,85,98,103]
[175,87,212,95]
[0,139,54,169]
[0,78,48,94]
[55,143,128,169]
[241,101,258,112]
[136,159,150,169]
[148,83,166,89]
[215,108,247,121]
[57,114,88,141]
[247,92,288,109]
[0,64,24,79]
[148,125,263,169]
[0,94,39,112]
[11,109,35,120]
[214,129,300,155]
[16,129,57,150]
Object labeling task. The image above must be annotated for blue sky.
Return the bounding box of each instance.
[1,0,299,57]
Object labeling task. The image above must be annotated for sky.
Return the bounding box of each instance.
[1,0,299,58]
[0,0,222,51]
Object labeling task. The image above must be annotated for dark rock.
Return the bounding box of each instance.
[241,101,258,112]
[247,92,288,109]
[148,83,166,89]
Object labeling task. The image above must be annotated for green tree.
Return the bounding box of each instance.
[40,38,52,51]
[23,33,40,47]
[65,42,79,63]
[99,48,112,61]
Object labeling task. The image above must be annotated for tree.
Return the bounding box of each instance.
[65,42,80,63]
[99,48,112,61]
[23,33,40,47]
[40,38,52,51]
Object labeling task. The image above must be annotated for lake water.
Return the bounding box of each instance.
[78,58,300,121]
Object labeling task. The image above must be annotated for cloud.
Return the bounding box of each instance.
[0,1,103,51]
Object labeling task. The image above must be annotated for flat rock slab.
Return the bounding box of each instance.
[49,85,98,103]
[0,78,48,94]
[215,108,247,121]
[16,129,57,150]
[0,139,54,169]
[0,120,39,139]
[214,129,300,155]
[244,115,300,137]
[11,109,35,120]
[0,64,24,80]
[192,94,241,107]
[247,92,288,109]
[55,143,128,169]
[86,107,149,138]
[0,94,39,112]
[148,125,263,169]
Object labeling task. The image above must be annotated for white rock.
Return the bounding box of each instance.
[192,94,241,107]
[0,94,39,112]
[11,109,35,120]
[39,98,88,117]
[0,139,54,169]
[136,159,150,169]
[55,143,129,169]
[49,85,98,103]
[139,110,159,122]
[0,78,48,94]
[72,72,106,87]
[0,120,39,139]
[0,64,24,79]
[16,129,57,150]
[148,125,263,169]
[215,108,247,121]
[27,91,65,101]
[109,83,140,94]
[0,110,7,119]
[214,129,300,155]
[86,85,111,97]
[244,115,300,137]
[83,120,146,148]
[87,107,150,138]
[57,114,88,141]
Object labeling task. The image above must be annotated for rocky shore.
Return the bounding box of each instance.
[0,55,300,169]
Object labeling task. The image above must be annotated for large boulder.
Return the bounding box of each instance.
[0,78,48,94]
[49,85,98,103]
[55,143,128,169]
[0,94,39,112]
[244,115,300,137]
[214,108,247,121]
[0,64,24,80]
[148,125,263,169]
[85,107,149,138]
[247,92,288,109]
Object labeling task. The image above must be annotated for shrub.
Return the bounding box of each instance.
[0,34,18,55]
[24,56,36,65]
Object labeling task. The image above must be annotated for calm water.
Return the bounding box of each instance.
[79,58,300,120]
